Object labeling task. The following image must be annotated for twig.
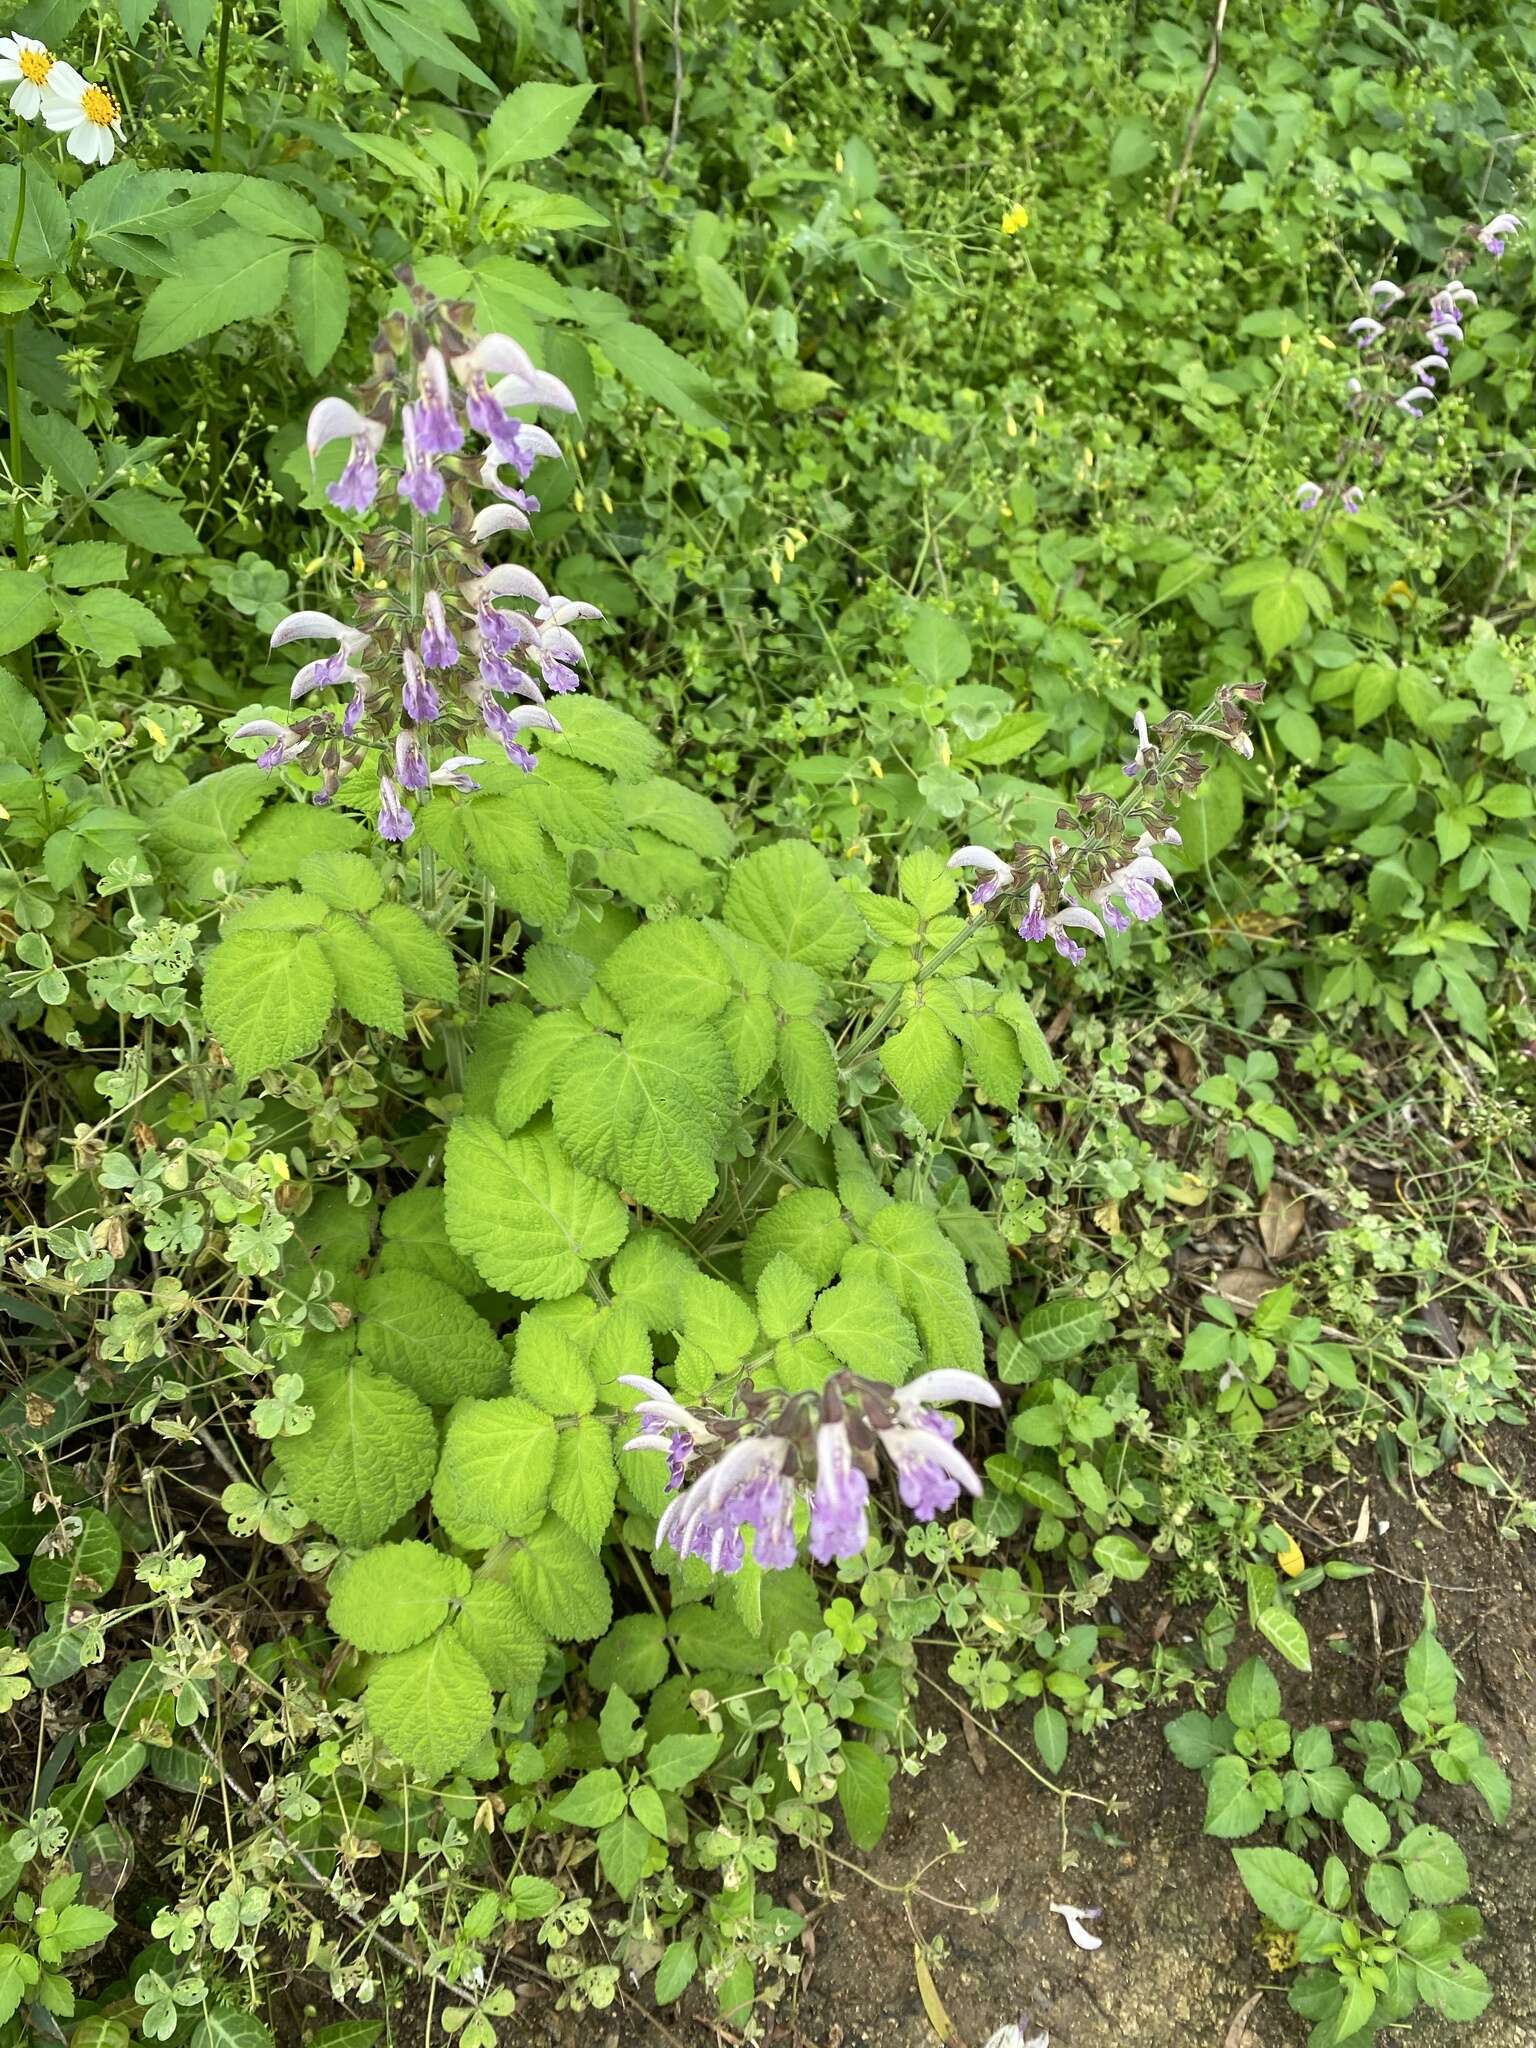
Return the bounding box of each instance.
[1166,0,1229,222]
[629,0,651,125]
[661,0,685,175]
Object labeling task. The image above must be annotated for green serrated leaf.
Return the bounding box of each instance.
[328,1541,471,1654]
[444,1116,629,1298]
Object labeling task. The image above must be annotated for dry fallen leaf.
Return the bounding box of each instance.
[1258,1183,1307,1260]
[1224,1991,1265,2047]
[913,1942,958,2044]
[1163,1171,1212,1208]
[1213,1263,1272,1314]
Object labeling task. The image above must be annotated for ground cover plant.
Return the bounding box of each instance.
[1,1,1534,2044]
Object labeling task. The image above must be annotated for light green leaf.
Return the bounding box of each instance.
[135,230,293,359]
[451,1580,546,1690]
[357,1268,506,1404]
[201,929,336,1082]
[368,901,459,1004]
[444,1116,629,1299]
[0,570,54,655]
[646,1731,722,1790]
[483,82,596,172]
[272,1362,436,1547]
[433,1396,558,1538]
[1204,1754,1265,1837]
[551,1417,618,1548]
[316,918,406,1035]
[856,1202,983,1374]
[366,1630,494,1780]
[596,1811,652,1897]
[1342,1794,1391,1857]
[1232,1846,1320,1930]
[881,1007,962,1130]
[1395,1824,1468,1905]
[598,917,732,1023]
[1256,1602,1312,1673]
[96,489,201,555]
[1225,1656,1282,1729]
[724,840,865,971]
[328,1541,471,1654]
[836,1740,893,1849]
[777,1017,839,1134]
[551,1021,735,1222]
[504,1513,612,1640]
[756,1254,818,1341]
[54,587,172,664]
[810,1276,920,1379]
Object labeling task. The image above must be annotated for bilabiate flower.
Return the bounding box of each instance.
[398,406,444,516]
[394,730,430,791]
[470,501,532,544]
[1341,486,1364,515]
[1395,388,1433,419]
[947,844,1014,908]
[1366,279,1404,307]
[411,346,463,456]
[1296,481,1323,511]
[419,590,458,670]
[481,697,559,772]
[1092,851,1174,932]
[377,775,413,842]
[307,397,386,515]
[40,61,124,165]
[1477,212,1521,258]
[1347,316,1385,348]
[0,34,55,119]
[232,719,308,771]
[428,755,483,792]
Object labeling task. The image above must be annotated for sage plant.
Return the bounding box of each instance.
[234,269,600,843]
[1295,210,1522,522]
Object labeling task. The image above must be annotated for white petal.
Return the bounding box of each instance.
[471,503,531,542]
[1050,905,1106,939]
[307,396,384,457]
[900,1369,1001,1409]
[947,845,1011,878]
[879,1424,985,1496]
[498,704,562,736]
[461,332,536,384]
[492,366,579,414]
[1118,854,1174,888]
[269,609,361,649]
[539,597,603,625]
[1050,1903,1103,1951]
[466,563,548,605]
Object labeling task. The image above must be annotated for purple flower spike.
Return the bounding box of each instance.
[1018,884,1047,943]
[377,774,414,842]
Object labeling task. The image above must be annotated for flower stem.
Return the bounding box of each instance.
[6,155,27,569]
[210,0,235,171]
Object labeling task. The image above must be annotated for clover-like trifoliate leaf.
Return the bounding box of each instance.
[444,1115,629,1299]
[271,1362,437,1546]
[357,1268,506,1404]
[328,1541,471,1654]
[433,1395,557,1538]
[366,1629,493,1781]
[552,1020,736,1222]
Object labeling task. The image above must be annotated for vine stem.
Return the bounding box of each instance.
[210,0,235,170]
[6,151,28,568]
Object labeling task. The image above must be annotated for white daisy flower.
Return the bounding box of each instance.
[0,34,57,120]
[40,60,125,166]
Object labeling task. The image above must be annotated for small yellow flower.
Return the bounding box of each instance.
[1279,333,1292,358]
[1317,333,1336,351]
[1000,203,1030,236]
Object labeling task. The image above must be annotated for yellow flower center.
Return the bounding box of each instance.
[18,48,52,86]
[81,83,118,128]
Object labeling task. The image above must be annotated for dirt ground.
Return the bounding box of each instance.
[771,1488,1536,2048]
[491,1473,1534,2048]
